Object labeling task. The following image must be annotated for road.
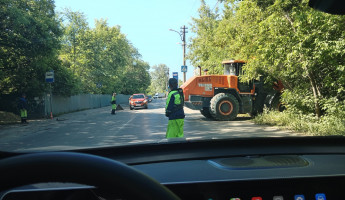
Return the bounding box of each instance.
[0,99,303,152]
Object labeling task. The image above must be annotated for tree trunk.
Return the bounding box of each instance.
[307,70,322,118]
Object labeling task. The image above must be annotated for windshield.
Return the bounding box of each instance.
[132,95,145,99]
[1,0,344,152]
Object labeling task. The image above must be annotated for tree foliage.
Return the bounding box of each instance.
[188,0,345,118]
[1,1,152,114]
[59,11,151,95]
[147,64,169,94]
[116,60,151,95]
[0,0,63,97]
[188,0,221,74]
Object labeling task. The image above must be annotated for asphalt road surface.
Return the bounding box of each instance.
[0,99,303,152]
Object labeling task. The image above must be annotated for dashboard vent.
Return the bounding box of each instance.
[208,155,309,170]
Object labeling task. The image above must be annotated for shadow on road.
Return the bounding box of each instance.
[199,116,252,122]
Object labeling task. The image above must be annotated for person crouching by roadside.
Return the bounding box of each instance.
[111,93,117,115]
[18,93,28,124]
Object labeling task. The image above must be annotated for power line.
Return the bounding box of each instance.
[212,0,220,12]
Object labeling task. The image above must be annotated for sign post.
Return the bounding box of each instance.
[173,72,178,87]
[181,66,187,84]
[45,70,54,119]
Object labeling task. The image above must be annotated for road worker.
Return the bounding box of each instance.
[165,78,185,138]
[18,93,28,124]
[111,93,117,115]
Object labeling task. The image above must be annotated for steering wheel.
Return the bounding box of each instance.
[0,152,180,200]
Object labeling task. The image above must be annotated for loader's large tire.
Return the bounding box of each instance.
[210,93,239,121]
[200,107,213,119]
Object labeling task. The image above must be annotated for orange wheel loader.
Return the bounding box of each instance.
[180,60,283,121]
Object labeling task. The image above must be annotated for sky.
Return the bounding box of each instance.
[54,0,220,81]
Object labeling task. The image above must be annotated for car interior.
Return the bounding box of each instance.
[0,0,344,200]
[1,137,345,200]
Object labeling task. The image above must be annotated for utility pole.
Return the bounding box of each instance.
[166,68,169,93]
[169,25,188,83]
[181,25,188,83]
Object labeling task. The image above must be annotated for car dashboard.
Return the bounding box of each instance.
[0,137,344,200]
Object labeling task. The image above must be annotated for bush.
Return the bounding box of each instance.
[320,97,345,119]
[281,89,315,114]
[253,108,345,136]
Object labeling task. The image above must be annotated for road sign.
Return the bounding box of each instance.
[173,72,178,80]
[45,70,54,83]
[173,72,178,87]
[181,65,187,73]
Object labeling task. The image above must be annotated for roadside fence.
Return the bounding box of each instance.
[44,94,131,117]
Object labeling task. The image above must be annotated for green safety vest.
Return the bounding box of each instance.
[111,96,116,104]
[166,90,183,110]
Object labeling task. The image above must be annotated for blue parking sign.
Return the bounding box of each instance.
[173,72,178,86]
[45,70,54,83]
[173,72,178,80]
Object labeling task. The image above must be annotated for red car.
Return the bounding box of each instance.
[129,94,148,110]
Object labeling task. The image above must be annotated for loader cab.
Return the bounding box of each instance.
[222,60,246,76]
[222,60,253,93]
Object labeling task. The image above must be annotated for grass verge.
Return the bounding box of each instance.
[253,110,345,136]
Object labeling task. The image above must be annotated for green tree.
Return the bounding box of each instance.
[0,0,65,97]
[59,14,150,94]
[188,0,221,74]
[240,0,345,117]
[80,19,138,94]
[117,60,151,95]
[178,79,184,87]
[189,0,345,118]
[59,8,88,74]
[148,64,169,94]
